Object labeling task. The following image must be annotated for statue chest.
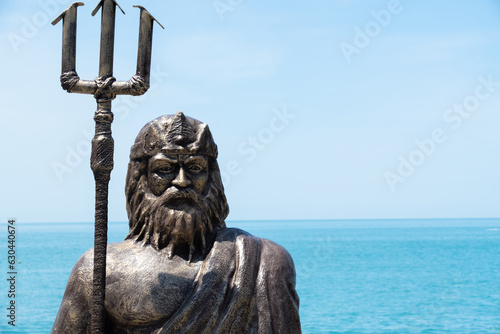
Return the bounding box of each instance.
[104,254,202,329]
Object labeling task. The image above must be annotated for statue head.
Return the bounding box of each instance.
[125,112,229,259]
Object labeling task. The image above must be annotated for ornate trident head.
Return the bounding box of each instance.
[52,1,164,98]
[52,1,163,333]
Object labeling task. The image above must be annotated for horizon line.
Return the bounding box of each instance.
[11,217,500,224]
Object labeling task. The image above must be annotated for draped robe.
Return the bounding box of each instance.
[52,228,301,334]
[156,228,301,333]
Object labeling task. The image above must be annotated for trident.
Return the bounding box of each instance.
[52,1,163,332]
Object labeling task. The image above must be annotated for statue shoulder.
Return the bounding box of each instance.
[219,227,296,274]
[260,238,296,272]
[70,241,132,275]
[69,248,93,279]
[52,241,131,333]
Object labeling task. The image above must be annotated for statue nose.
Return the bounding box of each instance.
[172,167,192,188]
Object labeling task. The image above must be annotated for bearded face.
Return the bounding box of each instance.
[125,153,229,261]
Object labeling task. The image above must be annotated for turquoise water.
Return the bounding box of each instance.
[1,219,500,333]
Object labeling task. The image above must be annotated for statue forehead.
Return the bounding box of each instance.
[130,112,218,160]
[149,153,208,163]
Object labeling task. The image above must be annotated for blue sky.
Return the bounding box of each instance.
[1,0,499,223]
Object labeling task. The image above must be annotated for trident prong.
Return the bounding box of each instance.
[92,0,125,17]
[92,0,124,81]
[52,1,163,333]
[52,1,164,96]
[134,5,165,89]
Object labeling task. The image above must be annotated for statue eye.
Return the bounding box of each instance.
[188,164,203,172]
[156,165,175,174]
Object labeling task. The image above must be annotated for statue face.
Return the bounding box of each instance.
[125,113,229,253]
[147,153,209,197]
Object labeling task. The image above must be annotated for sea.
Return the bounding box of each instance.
[1,219,500,334]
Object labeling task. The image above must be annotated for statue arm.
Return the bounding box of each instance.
[259,239,302,333]
[51,250,93,334]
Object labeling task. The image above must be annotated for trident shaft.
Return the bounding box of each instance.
[52,2,163,333]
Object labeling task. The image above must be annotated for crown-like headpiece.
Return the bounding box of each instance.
[130,112,218,160]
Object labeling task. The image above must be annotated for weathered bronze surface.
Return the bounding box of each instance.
[52,113,302,333]
[52,1,163,333]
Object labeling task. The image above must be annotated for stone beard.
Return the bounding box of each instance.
[125,156,229,261]
[51,112,301,334]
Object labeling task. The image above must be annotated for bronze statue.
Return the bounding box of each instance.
[52,112,301,333]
